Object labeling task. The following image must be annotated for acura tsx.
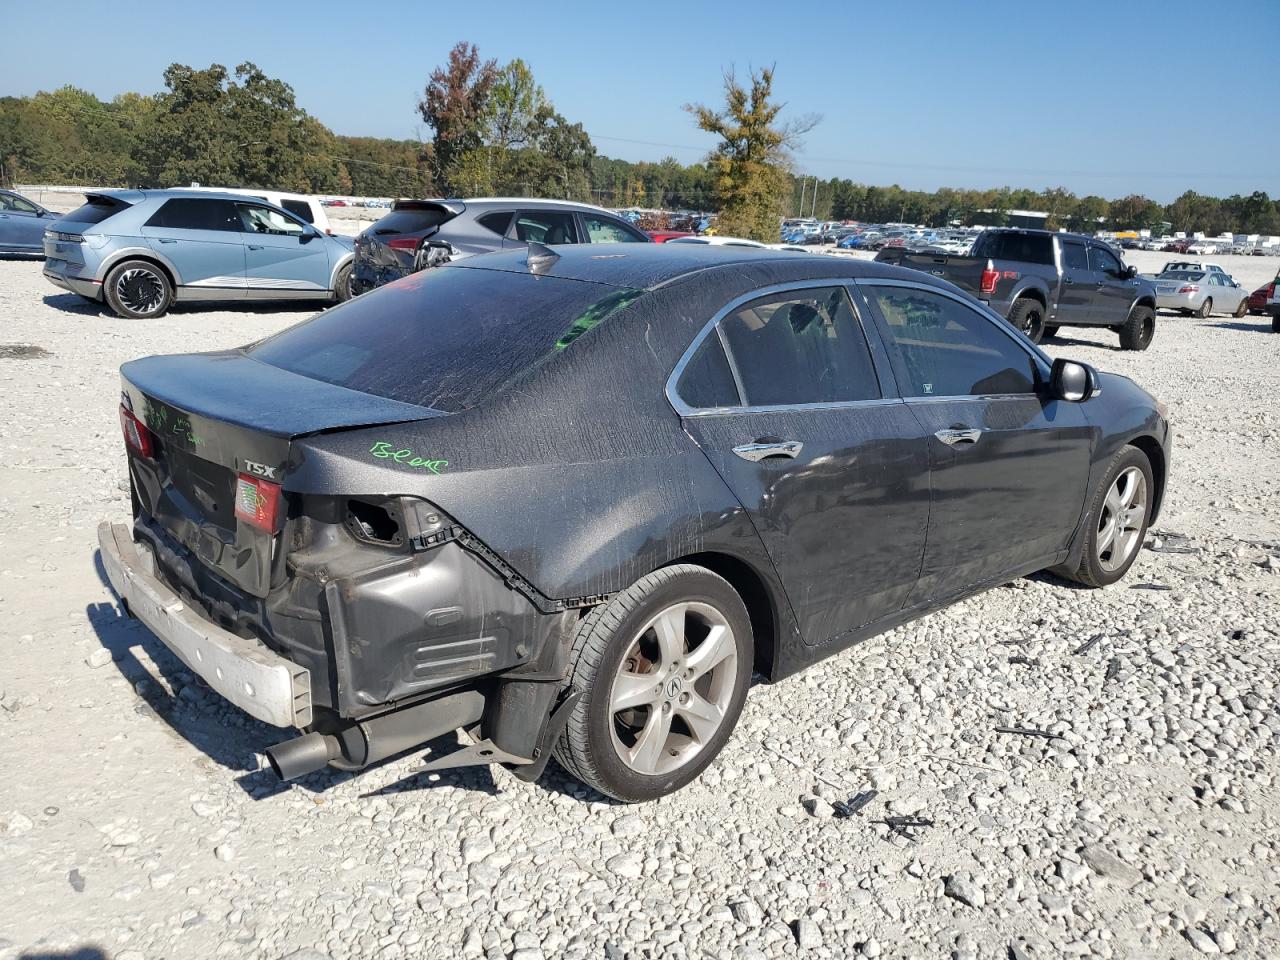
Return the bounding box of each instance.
[98,243,1170,801]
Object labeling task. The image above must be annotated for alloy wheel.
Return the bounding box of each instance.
[607,601,737,776]
[1097,466,1147,572]
[115,268,166,315]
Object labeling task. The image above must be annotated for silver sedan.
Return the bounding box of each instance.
[1152,270,1250,318]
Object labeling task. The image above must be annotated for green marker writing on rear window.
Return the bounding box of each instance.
[369,441,448,474]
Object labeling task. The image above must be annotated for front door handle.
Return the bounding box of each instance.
[156,238,177,243]
[733,440,803,462]
[934,428,983,446]
[247,244,264,250]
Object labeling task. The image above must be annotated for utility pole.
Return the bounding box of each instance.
[811,178,818,219]
[798,177,806,218]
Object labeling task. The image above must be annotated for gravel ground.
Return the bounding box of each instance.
[1,252,1277,960]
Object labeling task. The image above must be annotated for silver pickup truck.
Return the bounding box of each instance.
[877,228,1159,350]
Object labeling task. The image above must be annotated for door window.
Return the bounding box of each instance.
[145,198,240,232]
[509,211,577,244]
[870,286,1039,398]
[1,194,38,214]
[581,215,647,243]
[676,334,740,409]
[236,203,307,236]
[1088,245,1123,277]
[1061,240,1089,271]
[280,199,315,223]
[717,287,880,406]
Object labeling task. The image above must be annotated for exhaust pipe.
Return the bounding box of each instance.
[265,690,486,781]
[265,732,340,780]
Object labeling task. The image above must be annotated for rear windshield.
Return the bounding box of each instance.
[64,196,131,225]
[1160,271,1203,281]
[971,232,1054,265]
[373,204,456,236]
[248,266,642,413]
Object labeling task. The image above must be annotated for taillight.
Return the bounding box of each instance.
[119,405,154,458]
[1178,285,1200,294]
[234,473,282,532]
[386,237,418,252]
[980,260,998,295]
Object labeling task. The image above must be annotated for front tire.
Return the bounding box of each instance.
[1273,315,1280,333]
[1118,305,1155,350]
[104,259,173,319]
[1059,446,1154,588]
[333,262,353,303]
[555,564,753,802]
[1043,324,1060,339]
[1007,298,1047,344]
[1196,297,1213,319]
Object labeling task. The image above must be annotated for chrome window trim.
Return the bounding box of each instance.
[664,279,886,418]
[856,276,1053,384]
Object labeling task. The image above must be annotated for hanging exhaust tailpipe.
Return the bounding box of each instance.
[265,690,486,781]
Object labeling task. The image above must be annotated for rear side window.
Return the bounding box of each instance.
[249,267,643,413]
[971,232,1054,265]
[145,198,240,232]
[373,205,456,236]
[64,196,131,225]
[677,334,740,409]
[510,211,577,244]
[1061,240,1089,271]
[717,287,880,407]
[477,211,513,236]
[280,199,314,223]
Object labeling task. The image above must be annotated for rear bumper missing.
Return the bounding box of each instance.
[97,521,312,728]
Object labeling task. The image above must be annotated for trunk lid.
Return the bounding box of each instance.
[121,350,440,597]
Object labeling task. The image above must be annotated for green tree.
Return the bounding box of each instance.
[685,66,817,241]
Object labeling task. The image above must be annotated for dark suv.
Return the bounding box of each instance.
[352,197,651,293]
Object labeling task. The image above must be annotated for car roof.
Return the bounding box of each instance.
[459,197,622,216]
[447,243,944,292]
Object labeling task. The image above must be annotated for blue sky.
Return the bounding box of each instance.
[3,0,1277,201]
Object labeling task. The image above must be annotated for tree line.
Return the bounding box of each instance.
[2,50,1276,241]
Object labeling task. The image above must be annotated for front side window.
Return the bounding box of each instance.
[582,215,646,243]
[510,211,577,244]
[237,203,306,236]
[870,286,1038,398]
[145,198,240,232]
[1089,245,1123,276]
[2,194,38,214]
[717,287,880,407]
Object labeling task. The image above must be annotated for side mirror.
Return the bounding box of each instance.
[1124,265,1138,279]
[301,225,320,242]
[1050,358,1096,402]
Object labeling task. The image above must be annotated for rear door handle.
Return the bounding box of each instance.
[156,238,177,243]
[934,428,983,446]
[248,244,264,250]
[732,440,803,462]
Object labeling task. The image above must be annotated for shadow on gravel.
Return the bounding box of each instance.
[42,293,103,315]
[42,292,322,318]
[1026,570,1093,591]
[1206,320,1274,333]
[1042,333,1120,351]
[19,948,108,959]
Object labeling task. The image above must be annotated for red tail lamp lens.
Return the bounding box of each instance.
[234,473,282,532]
[119,405,154,458]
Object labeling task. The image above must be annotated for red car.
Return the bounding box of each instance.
[1162,239,1193,253]
[646,230,694,243]
[1247,282,1274,316]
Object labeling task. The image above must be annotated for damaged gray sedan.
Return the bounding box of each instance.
[100,244,1170,801]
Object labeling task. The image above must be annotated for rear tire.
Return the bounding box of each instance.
[1058,446,1154,588]
[1273,315,1280,333]
[104,259,173,319]
[1118,305,1155,350]
[554,564,753,802]
[1196,297,1213,319]
[1232,298,1248,318]
[1007,298,1047,344]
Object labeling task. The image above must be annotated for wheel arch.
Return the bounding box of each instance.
[662,551,783,680]
[1127,433,1167,523]
[1011,286,1048,309]
[101,250,181,290]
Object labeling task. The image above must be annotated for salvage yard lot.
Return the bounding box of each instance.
[1,252,1277,959]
